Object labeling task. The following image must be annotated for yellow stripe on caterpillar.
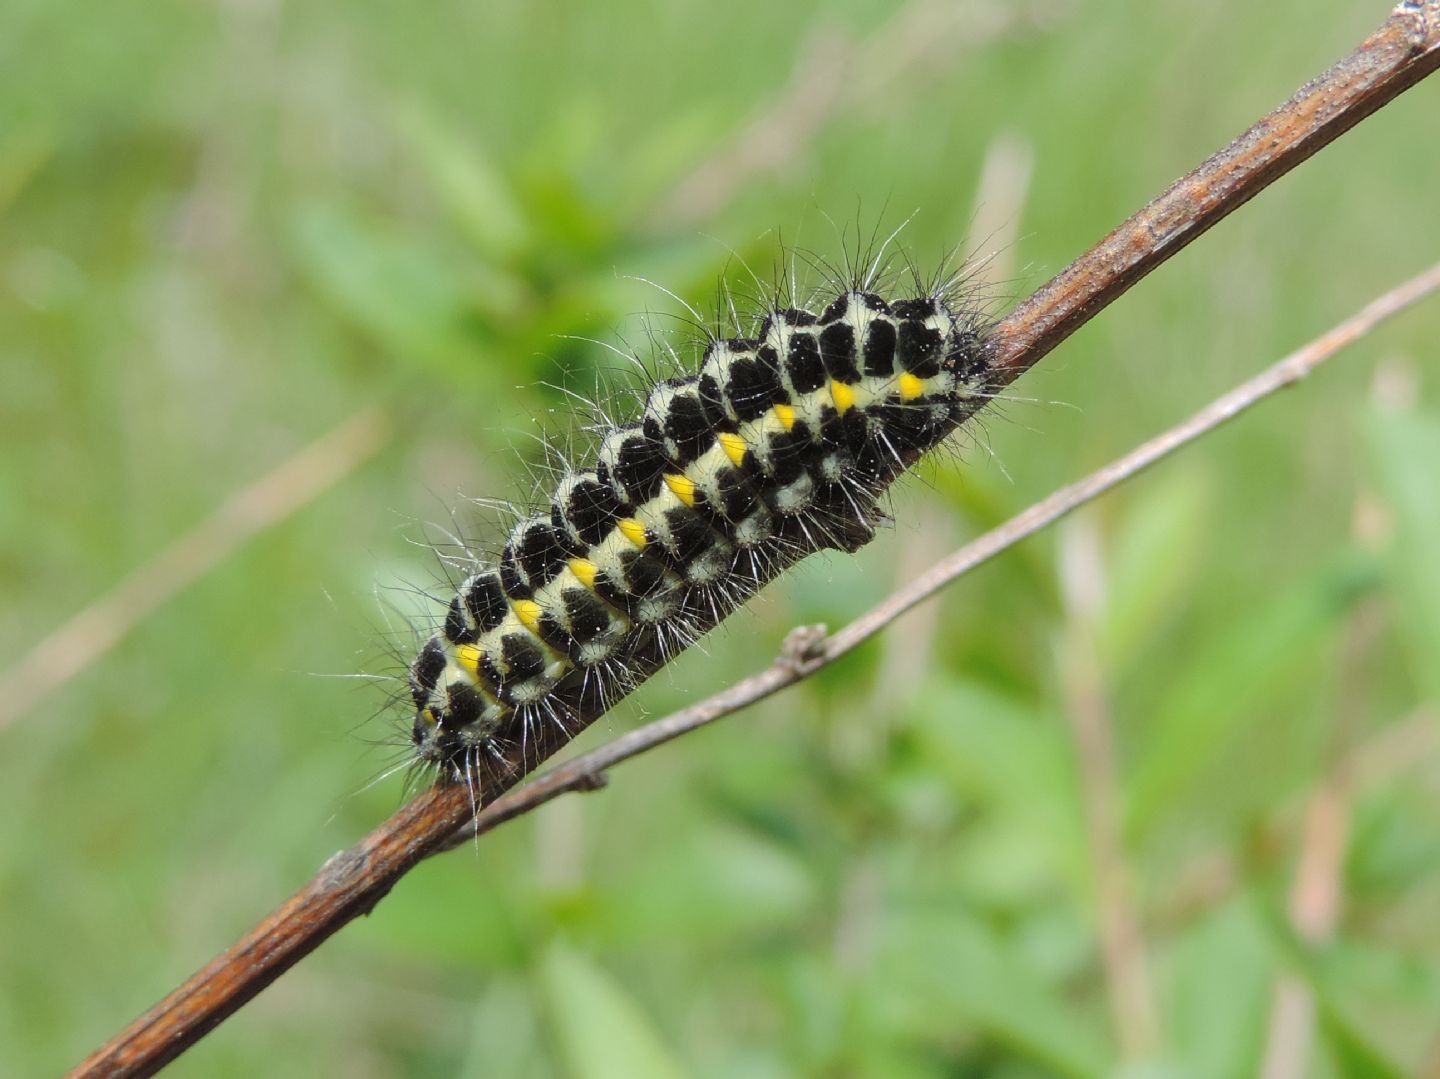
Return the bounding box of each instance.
[717,431,747,467]
[663,473,697,507]
[455,643,484,679]
[830,380,856,415]
[772,403,796,431]
[898,372,924,401]
[618,518,648,548]
[511,599,544,633]
[568,557,598,590]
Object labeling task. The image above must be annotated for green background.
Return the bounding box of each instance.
[3,0,1439,1075]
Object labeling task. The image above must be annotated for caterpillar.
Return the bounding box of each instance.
[406,267,995,784]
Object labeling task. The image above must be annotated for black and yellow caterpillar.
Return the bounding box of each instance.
[408,285,992,780]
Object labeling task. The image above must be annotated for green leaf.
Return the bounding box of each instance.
[875,910,1111,1079]
[587,821,814,946]
[392,103,529,260]
[1101,468,1211,672]
[1257,897,1415,1079]
[354,853,534,971]
[540,943,688,1079]
[290,202,494,381]
[1364,409,1440,703]
[909,680,1085,884]
[1318,1005,1409,1079]
[1163,899,1273,1079]
[0,124,53,219]
[459,980,548,1079]
[1124,553,1378,840]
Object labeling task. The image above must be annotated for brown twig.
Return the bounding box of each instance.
[69,6,1440,1076]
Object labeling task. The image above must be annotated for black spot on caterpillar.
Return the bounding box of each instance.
[405,263,996,785]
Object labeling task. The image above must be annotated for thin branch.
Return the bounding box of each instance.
[0,407,391,732]
[69,7,1440,1076]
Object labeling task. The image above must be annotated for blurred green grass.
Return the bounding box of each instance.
[3,1,1439,1076]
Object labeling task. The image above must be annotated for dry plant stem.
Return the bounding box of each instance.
[1260,499,1388,1078]
[70,7,1440,1075]
[1058,519,1160,1061]
[1258,700,1361,1079]
[1351,704,1440,785]
[1154,700,1440,933]
[0,407,391,731]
